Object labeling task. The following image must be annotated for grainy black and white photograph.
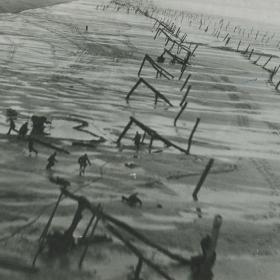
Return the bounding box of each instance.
[0,0,279,279]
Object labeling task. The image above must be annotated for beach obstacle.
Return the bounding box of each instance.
[248,48,254,60]
[180,85,192,106]
[186,118,200,154]
[253,55,261,65]
[192,158,214,201]
[33,187,190,277]
[117,117,189,154]
[191,215,223,280]
[180,74,192,91]
[237,40,241,52]
[262,55,272,69]
[179,52,192,80]
[275,80,280,91]
[158,48,189,66]
[125,78,174,107]
[174,102,188,127]
[138,54,174,80]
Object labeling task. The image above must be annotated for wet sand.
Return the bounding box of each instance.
[0,0,280,279]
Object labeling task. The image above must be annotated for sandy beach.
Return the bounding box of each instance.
[0,0,280,279]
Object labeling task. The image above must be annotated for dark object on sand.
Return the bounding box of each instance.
[192,158,214,201]
[122,193,142,207]
[190,235,216,280]
[46,152,57,170]
[31,115,51,135]
[28,138,38,157]
[190,215,222,280]
[6,108,18,119]
[7,119,17,135]
[49,176,71,187]
[156,55,165,63]
[125,162,138,169]
[18,122,29,138]
[78,153,91,176]
[133,131,141,151]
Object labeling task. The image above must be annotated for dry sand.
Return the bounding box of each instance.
[0,0,280,279]
[0,0,72,13]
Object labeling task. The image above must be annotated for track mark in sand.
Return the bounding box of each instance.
[1,36,18,64]
[266,121,280,136]
[251,159,280,197]
[228,93,251,127]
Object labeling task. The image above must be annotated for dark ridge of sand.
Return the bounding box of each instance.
[0,0,73,14]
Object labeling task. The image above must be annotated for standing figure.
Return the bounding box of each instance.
[46,152,57,170]
[133,131,141,151]
[18,122,29,138]
[28,138,38,157]
[78,153,91,176]
[7,119,17,135]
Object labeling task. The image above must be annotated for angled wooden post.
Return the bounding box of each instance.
[248,48,254,60]
[116,119,133,144]
[197,215,223,280]
[263,55,272,68]
[174,102,188,127]
[126,79,142,102]
[242,44,250,55]
[138,56,146,77]
[79,205,102,269]
[180,85,192,106]
[187,118,200,154]
[192,158,214,201]
[134,258,143,280]
[180,74,192,91]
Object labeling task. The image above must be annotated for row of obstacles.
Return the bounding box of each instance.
[32,2,224,280]
[181,7,280,92]
[33,184,222,280]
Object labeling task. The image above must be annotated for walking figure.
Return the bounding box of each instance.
[7,119,17,135]
[28,138,38,157]
[133,131,141,151]
[18,122,29,138]
[46,152,57,170]
[78,153,91,176]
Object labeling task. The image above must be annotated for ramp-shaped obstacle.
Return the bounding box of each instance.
[126,77,173,107]
[32,185,222,280]
[138,54,174,80]
[117,117,201,155]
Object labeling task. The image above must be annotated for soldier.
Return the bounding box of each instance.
[133,131,141,151]
[78,153,91,176]
[28,138,38,157]
[122,193,142,207]
[18,122,29,138]
[7,119,17,135]
[46,152,57,170]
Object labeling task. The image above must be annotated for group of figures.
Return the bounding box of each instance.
[6,109,92,176]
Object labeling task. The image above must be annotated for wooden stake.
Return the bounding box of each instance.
[263,55,272,68]
[134,258,143,280]
[187,118,200,154]
[78,205,102,269]
[174,102,188,127]
[105,224,175,280]
[180,85,192,106]
[192,158,214,201]
[116,119,133,144]
[180,74,192,91]
[197,215,223,280]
